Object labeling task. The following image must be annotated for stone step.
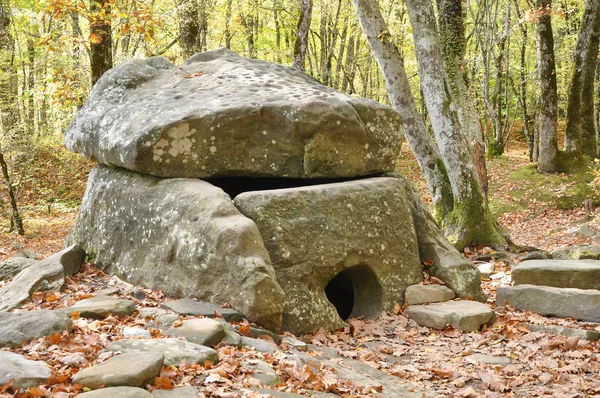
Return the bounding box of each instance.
[511,259,600,290]
[496,285,600,323]
[405,300,496,332]
[404,284,455,305]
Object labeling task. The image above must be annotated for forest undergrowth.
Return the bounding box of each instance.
[2,139,600,397]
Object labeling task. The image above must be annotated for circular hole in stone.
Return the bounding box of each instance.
[325,264,383,321]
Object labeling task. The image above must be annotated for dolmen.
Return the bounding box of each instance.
[65,48,484,334]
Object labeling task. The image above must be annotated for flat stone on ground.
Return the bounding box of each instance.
[72,352,164,389]
[242,359,280,385]
[0,351,52,388]
[0,310,73,347]
[166,318,225,347]
[464,353,512,366]
[63,296,136,318]
[525,323,600,341]
[78,387,153,398]
[496,285,600,323]
[405,300,496,332]
[241,336,279,354]
[104,338,218,366]
[161,298,243,322]
[151,386,199,398]
[511,259,600,290]
[405,284,455,305]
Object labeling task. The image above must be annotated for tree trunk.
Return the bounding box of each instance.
[27,38,34,135]
[273,0,282,63]
[352,0,453,219]
[405,0,506,249]
[224,0,233,49]
[293,0,312,70]
[0,149,23,235]
[536,0,559,172]
[565,0,600,158]
[89,0,113,85]
[178,0,200,59]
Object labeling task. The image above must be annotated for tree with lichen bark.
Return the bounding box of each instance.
[353,0,508,249]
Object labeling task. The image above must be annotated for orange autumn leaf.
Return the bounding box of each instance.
[153,376,174,390]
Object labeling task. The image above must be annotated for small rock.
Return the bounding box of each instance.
[242,359,280,385]
[241,336,279,354]
[152,386,199,398]
[405,284,455,305]
[517,251,552,261]
[235,325,282,344]
[123,327,151,339]
[222,328,243,347]
[104,338,218,366]
[476,263,495,279]
[132,289,146,300]
[166,318,225,347]
[96,287,120,296]
[282,336,308,352]
[63,296,136,318]
[525,323,600,341]
[0,310,73,347]
[405,300,496,332]
[0,351,52,388]
[21,249,42,259]
[161,298,243,322]
[72,352,164,389]
[78,387,153,398]
[464,353,512,366]
[579,225,597,238]
[490,271,506,280]
[138,307,179,328]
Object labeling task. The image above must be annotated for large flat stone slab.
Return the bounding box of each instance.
[67,164,285,331]
[405,300,496,332]
[512,259,600,290]
[234,177,423,334]
[65,48,403,179]
[166,318,225,347]
[72,352,164,389]
[161,298,243,322]
[104,338,218,366]
[78,387,153,398]
[63,296,136,318]
[405,284,455,305]
[0,310,73,347]
[0,351,52,388]
[496,284,600,322]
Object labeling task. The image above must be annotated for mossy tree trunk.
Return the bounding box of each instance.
[352,0,453,220]
[536,0,560,173]
[565,0,600,159]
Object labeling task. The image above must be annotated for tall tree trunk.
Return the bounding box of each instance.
[536,0,559,172]
[178,0,200,59]
[565,0,600,159]
[89,0,113,85]
[224,0,233,49]
[27,38,34,135]
[293,0,312,70]
[352,0,453,219]
[405,0,506,249]
[273,0,282,63]
[437,0,488,193]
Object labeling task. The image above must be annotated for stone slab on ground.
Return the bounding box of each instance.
[524,323,600,341]
[166,318,225,347]
[511,259,600,290]
[0,351,52,388]
[477,263,495,279]
[104,338,218,366]
[241,336,279,354]
[63,296,136,318]
[0,257,36,281]
[405,284,455,305]
[72,352,164,389]
[405,300,496,332]
[0,310,73,347]
[151,386,199,398]
[242,359,280,385]
[464,353,512,366]
[497,285,600,323]
[78,387,153,398]
[161,298,243,322]
[250,388,340,397]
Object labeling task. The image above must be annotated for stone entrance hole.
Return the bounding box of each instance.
[325,265,383,321]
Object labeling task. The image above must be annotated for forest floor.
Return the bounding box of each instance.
[2,139,600,397]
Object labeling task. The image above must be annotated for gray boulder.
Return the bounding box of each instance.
[63,296,136,318]
[166,318,225,347]
[0,310,73,347]
[64,48,403,179]
[104,338,218,366]
[0,351,52,388]
[0,257,36,281]
[234,177,423,334]
[405,284,455,305]
[72,352,164,389]
[511,259,600,290]
[496,285,600,322]
[67,164,285,331]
